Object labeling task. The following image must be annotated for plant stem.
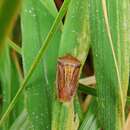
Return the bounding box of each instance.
[8,39,22,55]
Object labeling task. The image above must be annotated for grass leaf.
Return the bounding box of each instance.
[40,0,58,17]
[0,0,21,51]
[21,0,61,129]
[0,0,70,128]
[10,52,24,125]
[90,0,130,129]
[0,44,11,130]
[7,39,21,55]
[79,98,99,130]
[9,109,28,130]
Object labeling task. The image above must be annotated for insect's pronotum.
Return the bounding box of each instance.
[57,55,81,102]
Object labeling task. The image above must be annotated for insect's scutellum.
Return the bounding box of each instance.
[56,54,81,102]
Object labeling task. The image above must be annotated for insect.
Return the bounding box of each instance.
[57,55,81,102]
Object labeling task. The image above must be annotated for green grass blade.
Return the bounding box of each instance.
[118,0,130,100]
[78,85,97,96]
[10,53,24,125]
[0,44,11,130]
[79,98,99,130]
[59,0,90,63]
[9,109,28,130]
[0,0,70,128]
[80,100,99,130]
[7,39,21,55]
[21,0,61,129]
[52,101,78,130]
[0,0,21,52]
[90,0,130,129]
[74,95,83,122]
[19,117,33,130]
[40,0,58,17]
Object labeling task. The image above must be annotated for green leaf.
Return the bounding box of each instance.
[9,109,30,130]
[40,0,58,17]
[10,53,24,125]
[19,117,33,130]
[74,95,83,122]
[78,85,97,96]
[90,0,130,129]
[52,100,78,130]
[21,0,61,129]
[0,0,69,127]
[0,0,21,52]
[59,0,90,63]
[0,44,11,130]
[79,98,99,130]
[7,39,22,55]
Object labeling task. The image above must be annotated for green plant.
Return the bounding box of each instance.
[0,0,129,130]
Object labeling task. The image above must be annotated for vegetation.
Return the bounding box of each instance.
[0,0,130,130]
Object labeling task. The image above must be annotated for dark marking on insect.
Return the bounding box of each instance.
[56,55,81,102]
